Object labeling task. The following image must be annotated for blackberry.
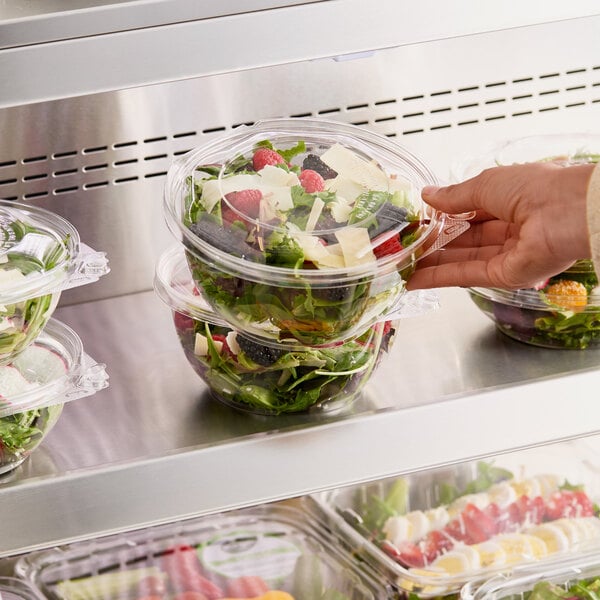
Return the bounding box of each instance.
[302,154,338,180]
[190,217,265,263]
[314,212,341,244]
[313,285,353,303]
[369,203,410,239]
[237,335,285,366]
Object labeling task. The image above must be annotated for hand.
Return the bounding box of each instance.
[407,161,595,290]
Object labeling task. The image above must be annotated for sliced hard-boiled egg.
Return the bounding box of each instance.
[474,540,507,568]
[496,533,548,563]
[425,507,450,531]
[383,515,412,546]
[511,477,542,499]
[430,545,481,575]
[405,511,431,542]
[527,523,570,554]
[487,481,517,508]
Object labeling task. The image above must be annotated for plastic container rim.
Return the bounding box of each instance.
[163,117,445,285]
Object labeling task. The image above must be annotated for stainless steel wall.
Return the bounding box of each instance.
[1,15,599,304]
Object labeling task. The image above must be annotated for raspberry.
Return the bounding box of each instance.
[252,147,285,171]
[544,279,587,310]
[222,189,262,223]
[299,169,325,193]
[372,234,403,258]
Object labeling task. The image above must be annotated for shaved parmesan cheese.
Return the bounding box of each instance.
[305,197,325,232]
[329,197,353,223]
[325,175,365,203]
[259,165,300,188]
[226,331,240,355]
[194,333,209,356]
[335,227,376,266]
[263,186,294,212]
[194,333,223,356]
[294,234,345,268]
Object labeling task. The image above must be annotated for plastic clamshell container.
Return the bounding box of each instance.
[0,318,108,474]
[15,504,391,599]
[154,245,398,415]
[163,117,467,346]
[461,550,600,600]
[452,134,600,349]
[0,577,44,600]
[0,200,110,365]
[308,440,600,598]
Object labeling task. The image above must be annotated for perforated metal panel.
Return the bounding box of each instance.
[1,15,599,303]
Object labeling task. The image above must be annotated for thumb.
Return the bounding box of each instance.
[421,183,479,215]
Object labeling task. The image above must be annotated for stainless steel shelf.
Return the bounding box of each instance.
[0,286,598,558]
[1,0,599,108]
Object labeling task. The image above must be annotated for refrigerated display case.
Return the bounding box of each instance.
[0,0,599,580]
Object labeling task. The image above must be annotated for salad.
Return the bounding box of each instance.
[311,456,600,598]
[173,307,396,416]
[469,261,600,349]
[165,119,446,345]
[0,342,68,474]
[0,213,68,364]
[18,506,385,600]
[154,245,398,415]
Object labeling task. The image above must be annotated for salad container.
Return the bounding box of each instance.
[0,200,110,364]
[154,245,399,415]
[308,440,600,598]
[461,550,600,600]
[163,118,468,345]
[0,318,109,475]
[0,577,44,600]
[15,504,392,599]
[453,134,600,349]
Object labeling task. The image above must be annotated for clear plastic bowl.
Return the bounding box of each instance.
[309,440,600,598]
[154,245,398,415]
[469,261,600,349]
[0,318,109,475]
[452,134,600,349]
[163,117,465,345]
[0,200,110,365]
[15,504,391,599]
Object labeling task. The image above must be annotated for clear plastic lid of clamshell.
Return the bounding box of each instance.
[15,504,391,599]
[0,318,108,418]
[0,200,109,305]
[308,440,600,598]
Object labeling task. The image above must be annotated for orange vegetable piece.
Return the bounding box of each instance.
[544,280,588,310]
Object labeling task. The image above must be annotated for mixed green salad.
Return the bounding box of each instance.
[471,262,600,349]
[182,137,423,345]
[0,215,69,364]
[0,405,61,474]
[513,576,600,600]
[173,310,396,415]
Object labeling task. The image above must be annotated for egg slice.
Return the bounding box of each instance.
[527,523,570,554]
[475,540,507,568]
[425,507,450,531]
[496,533,548,563]
[430,545,481,576]
[487,481,517,508]
[511,477,542,499]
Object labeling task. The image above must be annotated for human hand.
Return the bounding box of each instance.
[407,161,595,290]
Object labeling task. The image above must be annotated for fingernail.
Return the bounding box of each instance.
[422,185,440,197]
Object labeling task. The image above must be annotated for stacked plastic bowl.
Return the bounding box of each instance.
[453,133,600,350]
[158,118,466,414]
[0,200,109,474]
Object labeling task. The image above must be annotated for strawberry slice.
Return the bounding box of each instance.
[545,489,594,520]
[421,529,454,563]
[381,540,426,568]
[461,503,497,544]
